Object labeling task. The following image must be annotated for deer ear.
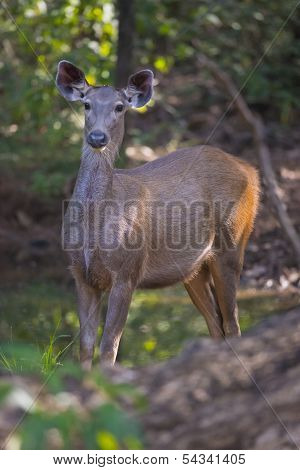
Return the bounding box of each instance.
[125,69,154,108]
[56,60,89,101]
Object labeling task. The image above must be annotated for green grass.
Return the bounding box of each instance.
[0,282,76,373]
[0,349,18,373]
[0,281,299,372]
[41,321,74,374]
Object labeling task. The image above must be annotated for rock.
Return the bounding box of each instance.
[110,307,300,449]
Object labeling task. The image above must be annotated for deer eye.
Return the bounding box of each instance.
[115,104,124,113]
[84,102,91,110]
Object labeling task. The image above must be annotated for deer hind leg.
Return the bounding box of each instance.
[208,248,242,337]
[184,265,224,338]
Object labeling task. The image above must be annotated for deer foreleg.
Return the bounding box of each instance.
[100,278,135,367]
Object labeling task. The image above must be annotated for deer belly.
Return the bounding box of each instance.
[138,243,213,289]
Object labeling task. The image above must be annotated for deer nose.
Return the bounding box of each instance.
[87,131,108,149]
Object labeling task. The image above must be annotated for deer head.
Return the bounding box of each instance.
[56,60,154,152]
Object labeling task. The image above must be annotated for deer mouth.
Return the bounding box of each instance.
[90,144,107,152]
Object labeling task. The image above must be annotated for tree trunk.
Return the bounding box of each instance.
[115,0,135,88]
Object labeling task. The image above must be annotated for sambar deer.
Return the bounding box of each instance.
[56,60,259,368]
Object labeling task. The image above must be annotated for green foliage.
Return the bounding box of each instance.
[20,409,78,450]
[16,366,144,451]
[0,0,118,191]
[135,0,300,116]
[0,282,75,349]
[31,170,68,197]
[0,345,144,449]
[81,403,143,450]
[1,0,300,182]
[0,382,12,403]
[19,400,143,450]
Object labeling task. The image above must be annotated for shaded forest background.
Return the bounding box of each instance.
[0,0,300,450]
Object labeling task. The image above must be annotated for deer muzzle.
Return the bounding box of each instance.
[87,131,109,149]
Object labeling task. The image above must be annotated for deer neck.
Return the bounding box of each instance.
[72,142,117,202]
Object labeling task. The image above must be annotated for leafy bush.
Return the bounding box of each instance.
[0,345,144,450]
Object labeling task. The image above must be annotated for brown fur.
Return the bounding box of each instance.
[57,62,260,367]
[66,144,260,366]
